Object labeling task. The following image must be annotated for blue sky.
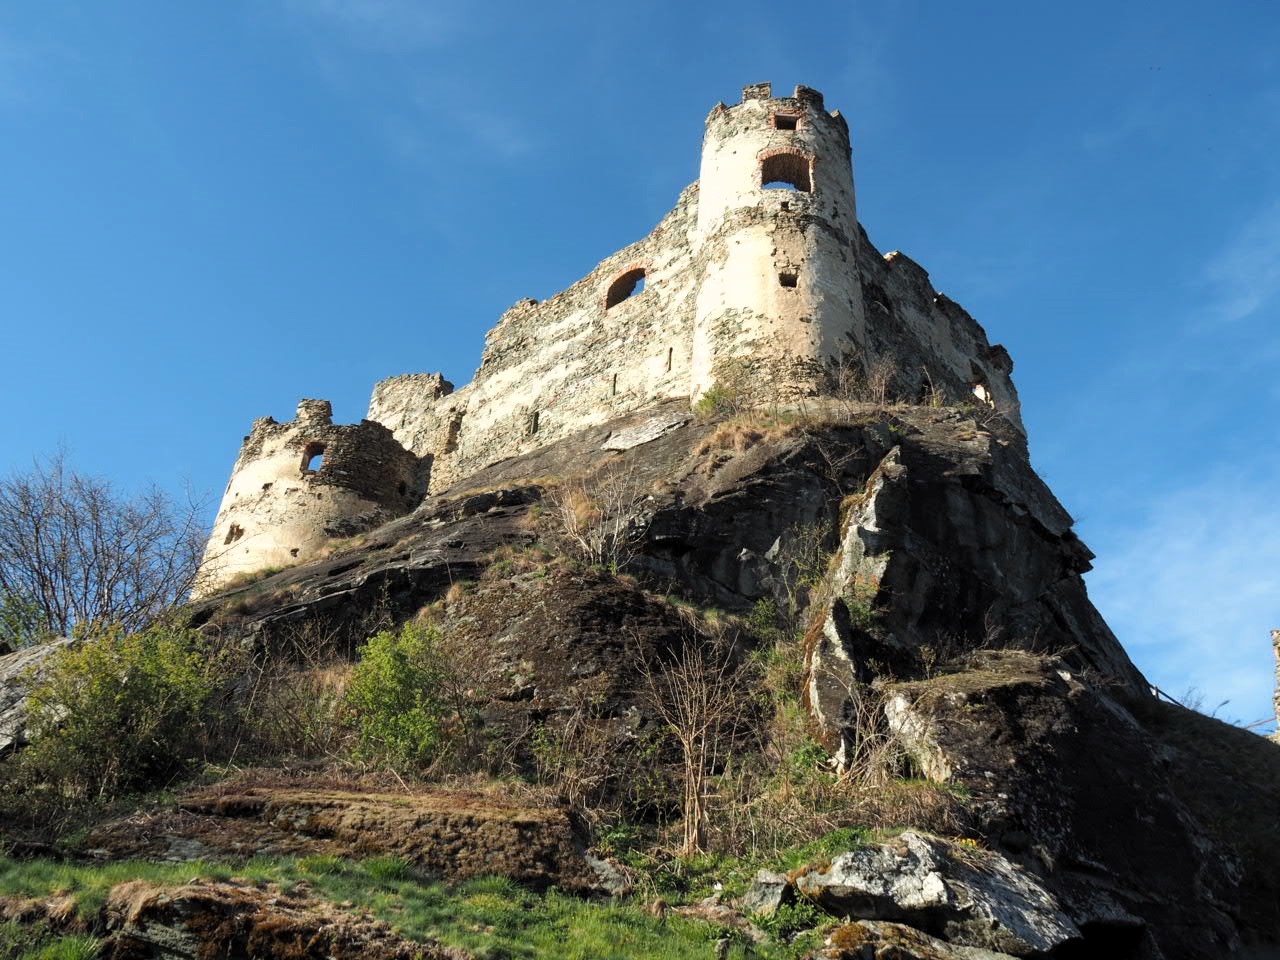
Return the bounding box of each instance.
[1,2,1277,726]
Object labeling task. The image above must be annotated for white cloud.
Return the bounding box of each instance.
[1202,200,1280,325]
[1087,464,1280,729]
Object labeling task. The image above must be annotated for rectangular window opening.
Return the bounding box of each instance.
[773,113,799,131]
[779,272,798,288]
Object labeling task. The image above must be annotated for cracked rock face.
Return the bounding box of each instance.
[878,657,1245,959]
[794,832,1080,957]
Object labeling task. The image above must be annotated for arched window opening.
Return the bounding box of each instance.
[761,152,812,192]
[606,268,647,308]
[301,442,326,473]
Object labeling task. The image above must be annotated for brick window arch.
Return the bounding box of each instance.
[760,151,813,192]
[605,267,647,308]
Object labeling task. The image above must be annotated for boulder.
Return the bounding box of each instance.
[0,637,75,755]
[882,658,1245,958]
[793,832,1079,957]
[739,869,794,917]
[812,919,1019,960]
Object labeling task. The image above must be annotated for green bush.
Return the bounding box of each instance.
[345,621,463,770]
[17,619,230,802]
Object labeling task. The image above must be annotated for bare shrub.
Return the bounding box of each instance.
[824,352,902,412]
[531,678,629,818]
[234,619,356,763]
[543,461,647,571]
[772,519,835,640]
[693,357,756,421]
[834,681,905,786]
[919,368,948,408]
[0,452,207,641]
[636,620,758,855]
[866,355,900,407]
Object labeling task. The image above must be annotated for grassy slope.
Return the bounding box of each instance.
[0,848,857,960]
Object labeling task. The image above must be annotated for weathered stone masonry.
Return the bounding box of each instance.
[196,401,418,594]
[196,82,1023,595]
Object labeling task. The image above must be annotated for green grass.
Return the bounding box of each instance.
[0,919,102,960]
[0,852,846,960]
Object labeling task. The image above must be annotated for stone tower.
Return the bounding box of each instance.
[194,400,419,597]
[692,82,866,397]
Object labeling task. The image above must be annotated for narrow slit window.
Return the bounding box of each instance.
[528,410,540,435]
[665,347,673,372]
[606,268,647,308]
[301,442,325,473]
[779,272,798,288]
[761,152,812,192]
[611,373,619,396]
[444,412,463,453]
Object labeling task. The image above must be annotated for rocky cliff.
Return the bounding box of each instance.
[3,397,1278,959]
[163,398,1277,958]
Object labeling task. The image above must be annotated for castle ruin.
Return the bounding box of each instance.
[196,82,1022,595]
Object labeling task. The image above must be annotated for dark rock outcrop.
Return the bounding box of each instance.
[102,878,465,960]
[87,781,610,893]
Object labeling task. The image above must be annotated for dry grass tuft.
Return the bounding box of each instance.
[692,414,811,457]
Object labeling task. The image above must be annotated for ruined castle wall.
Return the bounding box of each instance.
[854,230,1023,425]
[359,81,1022,499]
[368,184,705,492]
[194,400,420,596]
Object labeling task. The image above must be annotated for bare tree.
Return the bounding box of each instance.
[0,452,207,641]
[638,624,756,855]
